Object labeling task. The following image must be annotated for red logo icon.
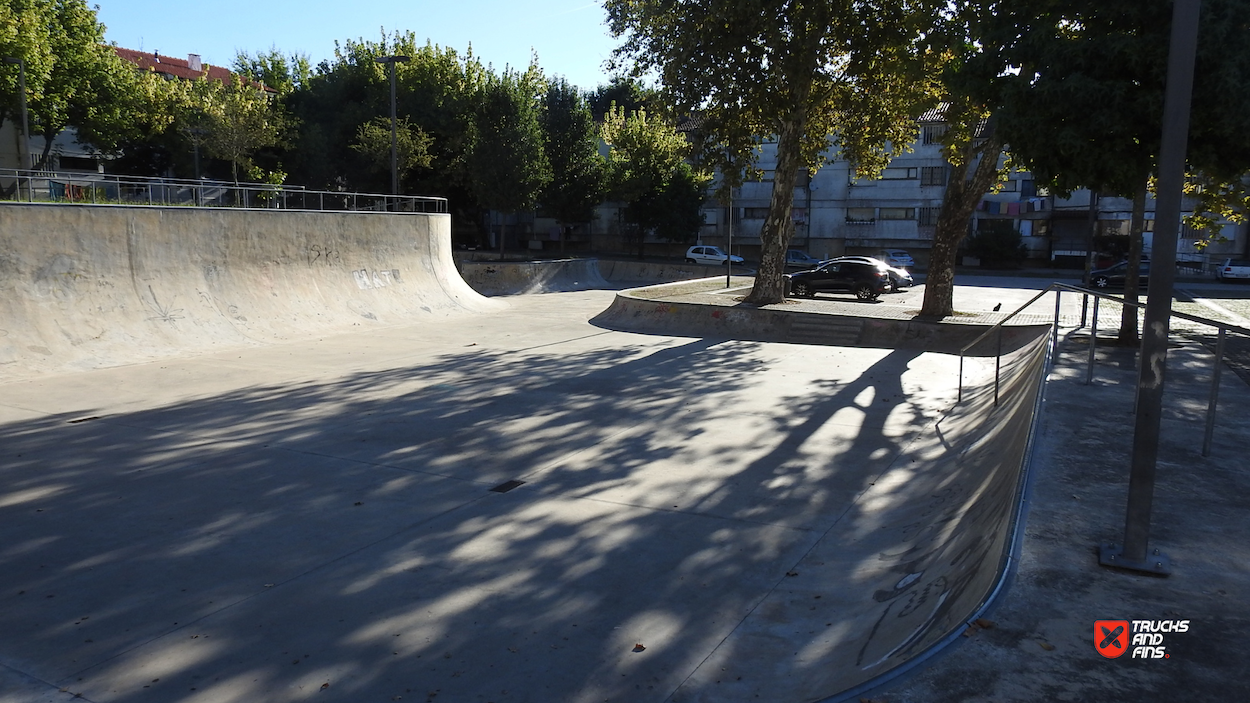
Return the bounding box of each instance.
[1095,620,1130,658]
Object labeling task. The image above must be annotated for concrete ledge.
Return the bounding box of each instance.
[591,279,1052,356]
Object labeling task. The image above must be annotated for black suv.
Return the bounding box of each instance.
[786,260,889,300]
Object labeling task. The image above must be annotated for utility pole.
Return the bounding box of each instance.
[375,55,411,198]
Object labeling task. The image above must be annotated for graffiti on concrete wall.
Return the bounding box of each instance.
[353,269,402,290]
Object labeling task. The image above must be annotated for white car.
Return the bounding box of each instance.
[686,245,744,266]
[876,249,915,269]
[1216,258,1250,282]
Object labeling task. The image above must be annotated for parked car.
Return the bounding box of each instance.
[876,249,915,269]
[824,256,913,292]
[1216,258,1250,282]
[686,245,745,266]
[785,259,890,300]
[785,249,823,270]
[1087,261,1150,289]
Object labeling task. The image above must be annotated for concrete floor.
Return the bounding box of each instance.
[0,290,986,703]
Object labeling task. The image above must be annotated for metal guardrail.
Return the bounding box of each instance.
[0,168,447,213]
[957,282,1250,456]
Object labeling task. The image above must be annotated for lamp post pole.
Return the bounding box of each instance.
[4,57,31,198]
[375,55,410,199]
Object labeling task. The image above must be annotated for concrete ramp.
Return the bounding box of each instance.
[457,257,712,295]
[0,204,501,378]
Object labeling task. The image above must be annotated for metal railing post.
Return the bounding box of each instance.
[994,326,1003,407]
[1052,290,1062,366]
[1080,294,1089,328]
[1202,328,1226,457]
[958,352,965,404]
[1085,296,1100,385]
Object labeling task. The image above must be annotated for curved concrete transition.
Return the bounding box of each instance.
[0,203,501,379]
[592,281,1052,701]
[457,257,716,296]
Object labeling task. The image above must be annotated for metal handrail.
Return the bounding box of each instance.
[0,167,447,214]
[957,282,1249,455]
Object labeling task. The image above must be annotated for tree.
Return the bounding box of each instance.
[541,78,605,253]
[350,116,433,191]
[199,75,289,184]
[959,0,1250,336]
[606,0,941,304]
[601,105,708,257]
[586,77,660,122]
[464,64,551,257]
[0,0,140,169]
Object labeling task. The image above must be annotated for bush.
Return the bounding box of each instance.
[964,226,1027,267]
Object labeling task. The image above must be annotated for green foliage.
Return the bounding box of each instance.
[964,225,1027,267]
[586,77,661,122]
[541,78,604,225]
[286,32,486,198]
[606,0,944,302]
[464,64,551,215]
[0,0,143,166]
[350,116,434,188]
[196,76,290,183]
[601,105,708,244]
[234,48,311,97]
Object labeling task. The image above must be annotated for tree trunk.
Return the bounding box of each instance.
[920,133,1005,317]
[1119,182,1148,345]
[34,130,56,171]
[744,108,808,305]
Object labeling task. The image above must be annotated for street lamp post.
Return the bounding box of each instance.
[374,55,411,199]
[4,57,31,198]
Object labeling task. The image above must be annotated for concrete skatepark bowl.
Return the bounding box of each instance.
[1,203,1049,702]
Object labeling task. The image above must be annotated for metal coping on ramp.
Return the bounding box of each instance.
[586,279,1053,701]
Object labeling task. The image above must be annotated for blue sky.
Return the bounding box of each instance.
[96,0,622,91]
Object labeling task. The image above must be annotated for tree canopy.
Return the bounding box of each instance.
[606,0,943,304]
[601,105,708,255]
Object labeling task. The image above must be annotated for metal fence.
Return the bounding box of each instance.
[0,168,447,214]
[957,282,1250,456]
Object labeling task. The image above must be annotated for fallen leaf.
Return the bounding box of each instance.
[974,618,996,629]
[633,644,646,652]
[785,570,799,577]
[1039,641,1056,651]
[321,682,330,690]
[961,627,978,638]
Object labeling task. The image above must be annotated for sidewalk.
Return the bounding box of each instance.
[870,327,1250,701]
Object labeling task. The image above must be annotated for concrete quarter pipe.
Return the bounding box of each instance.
[0,203,501,378]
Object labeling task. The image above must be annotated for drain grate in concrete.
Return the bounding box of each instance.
[489,480,526,493]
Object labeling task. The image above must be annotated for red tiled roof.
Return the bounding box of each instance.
[112,47,271,91]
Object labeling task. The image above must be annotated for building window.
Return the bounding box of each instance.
[846,207,875,224]
[879,167,918,180]
[879,208,916,220]
[743,207,769,219]
[920,166,946,186]
[922,124,947,145]
[919,207,940,226]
